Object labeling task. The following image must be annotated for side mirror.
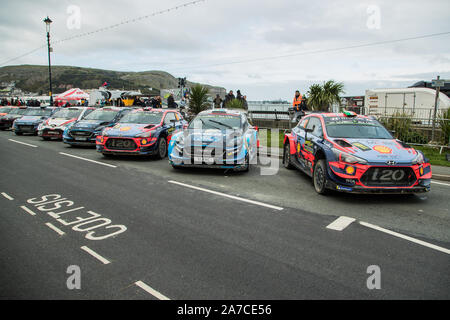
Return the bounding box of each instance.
[304,127,313,133]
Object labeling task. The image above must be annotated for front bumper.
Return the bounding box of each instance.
[169,145,248,169]
[13,122,40,134]
[63,129,97,146]
[0,120,14,130]
[38,127,64,139]
[96,136,158,156]
[326,161,432,194]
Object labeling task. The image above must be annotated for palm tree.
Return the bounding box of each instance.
[307,80,345,111]
[189,84,211,115]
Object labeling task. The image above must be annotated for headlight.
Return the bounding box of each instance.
[136,131,151,138]
[175,134,185,145]
[411,151,425,165]
[333,148,367,164]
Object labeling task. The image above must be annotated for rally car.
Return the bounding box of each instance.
[12,107,59,135]
[283,111,431,194]
[0,106,14,117]
[169,109,258,172]
[96,108,186,158]
[0,107,28,130]
[38,107,94,140]
[63,107,131,146]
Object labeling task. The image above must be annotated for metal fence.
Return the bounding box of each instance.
[248,109,450,148]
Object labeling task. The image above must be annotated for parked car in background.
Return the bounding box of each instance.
[283,111,432,194]
[96,108,186,158]
[63,107,132,146]
[38,107,94,140]
[0,107,14,117]
[0,107,28,130]
[12,107,60,135]
[169,109,258,172]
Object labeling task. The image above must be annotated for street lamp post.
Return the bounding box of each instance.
[43,16,53,106]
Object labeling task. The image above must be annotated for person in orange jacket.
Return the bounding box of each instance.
[292,90,305,123]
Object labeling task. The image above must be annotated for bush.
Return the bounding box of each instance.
[439,108,450,145]
[226,99,245,110]
[381,112,428,144]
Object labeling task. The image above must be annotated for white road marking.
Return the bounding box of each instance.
[1,192,14,200]
[59,152,117,168]
[8,139,38,148]
[431,180,450,187]
[168,180,284,211]
[45,222,65,236]
[326,216,356,231]
[359,221,450,255]
[20,205,36,216]
[80,246,111,264]
[135,281,170,300]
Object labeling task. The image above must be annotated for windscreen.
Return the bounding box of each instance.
[119,111,163,124]
[24,108,52,117]
[325,118,392,139]
[52,108,82,119]
[9,108,27,115]
[189,114,241,130]
[83,109,119,122]
[0,107,11,113]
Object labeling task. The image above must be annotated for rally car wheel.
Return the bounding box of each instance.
[313,159,328,195]
[234,154,250,172]
[42,137,50,141]
[14,132,23,136]
[156,137,167,159]
[283,143,294,169]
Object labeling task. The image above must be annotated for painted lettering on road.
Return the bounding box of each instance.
[26,194,127,240]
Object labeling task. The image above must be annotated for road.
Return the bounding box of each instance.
[0,130,449,299]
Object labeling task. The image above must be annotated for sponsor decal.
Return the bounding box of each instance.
[120,126,131,132]
[297,143,301,153]
[373,145,392,154]
[352,142,371,151]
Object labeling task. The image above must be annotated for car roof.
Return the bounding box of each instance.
[307,112,370,120]
[199,108,243,116]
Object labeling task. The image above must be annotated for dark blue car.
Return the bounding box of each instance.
[63,107,131,146]
[12,107,59,135]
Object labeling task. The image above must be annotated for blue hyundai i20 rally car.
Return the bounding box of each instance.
[96,108,186,158]
[63,107,131,146]
[283,111,431,194]
[168,109,258,172]
[12,107,59,135]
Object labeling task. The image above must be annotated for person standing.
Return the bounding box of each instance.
[223,90,235,108]
[167,94,177,109]
[292,90,305,123]
[213,94,222,109]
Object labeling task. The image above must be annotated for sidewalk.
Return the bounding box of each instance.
[259,147,450,182]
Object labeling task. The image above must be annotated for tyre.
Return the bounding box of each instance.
[14,132,23,136]
[283,143,295,169]
[313,159,329,195]
[42,137,50,141]
[156,136,167,159]
[234,154,249,172]
[102,153,113,158]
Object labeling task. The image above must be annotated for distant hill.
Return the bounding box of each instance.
[0,65,225,95]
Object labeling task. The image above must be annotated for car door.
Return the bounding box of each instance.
[163,112,177,142]
[293,117,309,168]
[302,116,324,171]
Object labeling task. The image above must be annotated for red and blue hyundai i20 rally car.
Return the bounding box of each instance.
[283,111,432,194]
[96,108,186,158]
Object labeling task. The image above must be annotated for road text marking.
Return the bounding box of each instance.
[20,205,36,216]
[326,216,356,231]
[359,221,450,255]
[80,246,111,264]
[168,180,284,211]
[8,139,38,148]
[59,152,117,168]
[45,222,65,236]
[1,192,14,200]
[135,281,170,300]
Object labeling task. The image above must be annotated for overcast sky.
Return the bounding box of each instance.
[1,0,449,100]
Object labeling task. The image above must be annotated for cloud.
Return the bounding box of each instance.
[0,0,449,100]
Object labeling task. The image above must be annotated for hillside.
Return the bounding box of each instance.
[0,65,224,95]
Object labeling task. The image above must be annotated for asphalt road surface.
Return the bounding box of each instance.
[0,131,449,299]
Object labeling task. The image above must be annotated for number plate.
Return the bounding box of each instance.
[193,156,215,163]
[74,137,87,141]
[48,130,59,135]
